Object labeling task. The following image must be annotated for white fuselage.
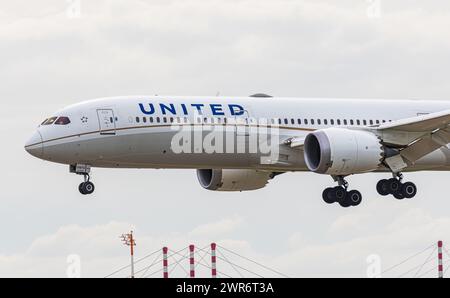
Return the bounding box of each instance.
[25,96,450,172]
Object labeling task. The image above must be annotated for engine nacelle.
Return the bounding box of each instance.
[197,169,273,192]
[304,128,384,176]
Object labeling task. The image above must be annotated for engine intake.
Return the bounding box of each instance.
[304,128,384,176]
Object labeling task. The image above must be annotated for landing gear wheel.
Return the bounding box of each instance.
[347,190,362,206]
[401,182,417,199]
[338,196,352,208]
[333,186,347,203]
[79,183,85,195]
[376,179,390,196]
[388,178,402,194]
[393,190,405,200]
[322,188,335,204]
[79,182,95,195]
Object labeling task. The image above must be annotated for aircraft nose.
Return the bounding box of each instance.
[25,130,44,158]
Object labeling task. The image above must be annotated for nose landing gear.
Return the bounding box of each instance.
[79,175,95,195]
[70,164,95,195]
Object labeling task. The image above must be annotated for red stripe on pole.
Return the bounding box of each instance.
[211,243,217,278]
[189,245,195,278]
[438,241,444,278]
[163,247,169,279]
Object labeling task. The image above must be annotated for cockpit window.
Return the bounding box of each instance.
[42,117,58,125]
[54,117,71,125]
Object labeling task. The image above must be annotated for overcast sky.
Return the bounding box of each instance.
[1,0,450,278]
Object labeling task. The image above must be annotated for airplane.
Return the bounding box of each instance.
[25,94,450,208]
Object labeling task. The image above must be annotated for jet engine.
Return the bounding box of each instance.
[304,128,384,176]
[197,169,274,191]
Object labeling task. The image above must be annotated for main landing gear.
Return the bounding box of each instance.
[322,173,417,207]
[70,164,95,195]
[322,177,362,208]
[376,173,417,200]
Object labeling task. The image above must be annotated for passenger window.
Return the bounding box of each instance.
[324,119,328,125]
[330,119,335,125]
[343,120,348,125]
[284,119,289,125]
[136,117,140,123]
[298,119,302,125]
[143,117,147,123]
[357,120,361,125]
[291,119,295,125]
[311,119,315,125]
[54,117,71,125]
[278,119,282,125]
[337,119,341,125]
[150,117,154,123]
[317,119,321,125]
[304,119,308,125]
[350,120,354,125]
[363,120,367,126]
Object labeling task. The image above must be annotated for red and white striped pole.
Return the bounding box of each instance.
[163,247,169,279]
[211,243,217,278]
[189,245,195,278]
[438,241,444,278]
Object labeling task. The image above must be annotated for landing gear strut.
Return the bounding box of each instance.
[376,172,417,200]
[70,164,95,195]
[322,176,363,208]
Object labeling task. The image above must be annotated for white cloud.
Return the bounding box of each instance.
[329,213,372,233]
[188,216,244,238]
[1,209,449,277]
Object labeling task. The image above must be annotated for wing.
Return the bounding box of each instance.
[372,110,450,166]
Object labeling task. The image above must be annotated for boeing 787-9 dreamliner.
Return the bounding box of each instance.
[25,94,450,208]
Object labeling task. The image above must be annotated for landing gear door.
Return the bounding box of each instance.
[97,109,116,135]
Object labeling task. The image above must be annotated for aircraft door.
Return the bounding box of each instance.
[97,109,117,135]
